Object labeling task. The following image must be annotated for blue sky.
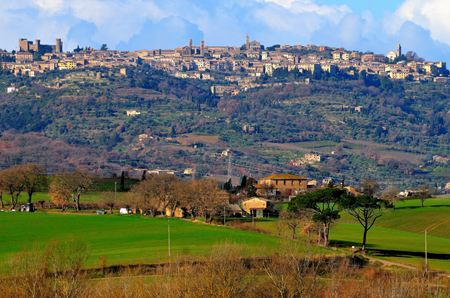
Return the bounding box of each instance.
[1,0,450,62]
[318,0,405,17]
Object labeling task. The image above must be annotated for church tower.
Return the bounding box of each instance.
[189,38,193,54]
[246,34,250,50]
[200,39,204,55]
[397,43,402,57]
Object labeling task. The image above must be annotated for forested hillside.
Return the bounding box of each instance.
[1,66,450,189]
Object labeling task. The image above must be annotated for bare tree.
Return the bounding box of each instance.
[169,180,192,218]
[19,164,47,203]
[381,186,402,210]
[141,174,181,217]
[191,179,227,223]
[0,166,25,210]
[49,169,99,212]
[47,237,91,298]
[357,178,381,197]
[129,180,159,216]
[416,184,435,207]
[99,191,116,214]
[279,211,304,240]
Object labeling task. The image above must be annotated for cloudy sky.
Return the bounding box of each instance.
[1,0,450,61]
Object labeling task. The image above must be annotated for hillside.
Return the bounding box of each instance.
[1,66,450,188]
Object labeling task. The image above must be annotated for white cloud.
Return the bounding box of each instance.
[33,0,64,12]
[0,0,449,62]
[389,0,450,44]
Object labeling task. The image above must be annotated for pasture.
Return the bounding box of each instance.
[256,197,450,271]
[0,213,295,273]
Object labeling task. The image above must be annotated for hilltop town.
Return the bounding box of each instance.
[2,35,450,192]
[0,36,448,96]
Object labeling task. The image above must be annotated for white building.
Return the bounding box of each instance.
[387,51,397,62]
[126,110,141,116]
[7,87,17,93]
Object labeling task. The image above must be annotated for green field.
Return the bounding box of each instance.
[330,197,450,271]
[330,224,450,271]
[251,197,450,272]
[0,213,300,274]
[3,197,450,273]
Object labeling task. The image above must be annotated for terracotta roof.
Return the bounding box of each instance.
[261,174,307,180]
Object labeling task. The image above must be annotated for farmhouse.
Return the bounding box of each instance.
[241,197,278,218]
[257,174,308,197]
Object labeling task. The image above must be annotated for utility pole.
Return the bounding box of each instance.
[252,208,254,229]
[425,229,428,272]
[114,182,117,201]
[192,165,196,181]
[168,219,171,257]
[223,205,226,226]
[227,152,232,181]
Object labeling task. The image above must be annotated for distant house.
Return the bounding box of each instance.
[355,106,365,113]
[7,87,17,93]
[127,110,141,116]
[138,134,148,140]
[241,197,278,218]
[147,169,183,178]
[433,155,450,164]
[304,153,321,163]
[445,182,450,190]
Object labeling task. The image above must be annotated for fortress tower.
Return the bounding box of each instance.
[56,39,63,53]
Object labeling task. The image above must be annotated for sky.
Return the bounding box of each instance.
[1,0,450,62]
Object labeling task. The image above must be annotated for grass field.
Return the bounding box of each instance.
[3,196,450,273]
[0,213,302,273]
[330,224,450,271]
[255,197,450,271]
[331,197,450,271]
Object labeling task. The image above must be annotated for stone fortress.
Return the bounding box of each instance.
[19,38,63,53]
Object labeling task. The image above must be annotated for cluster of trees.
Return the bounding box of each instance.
[46,171,229,222]
[128,174,228,223]
[287,179,392,250]
[49,169,99,212]
[0,164,47,210]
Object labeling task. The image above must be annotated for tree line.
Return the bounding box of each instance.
[0,165,229,223]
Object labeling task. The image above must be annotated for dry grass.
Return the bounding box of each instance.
[176,135,219,145]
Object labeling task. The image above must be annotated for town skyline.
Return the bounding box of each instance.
[2,34,446,84]
[0,0,449,62]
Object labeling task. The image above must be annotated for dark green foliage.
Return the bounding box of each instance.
[288,188,346,245]
[120,171,125,191]
[340,194,392,250]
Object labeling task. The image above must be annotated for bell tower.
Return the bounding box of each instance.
[397,43,402,57]
[246,34,250,50]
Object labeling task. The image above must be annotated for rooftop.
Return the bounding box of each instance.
[261,174,307,180]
